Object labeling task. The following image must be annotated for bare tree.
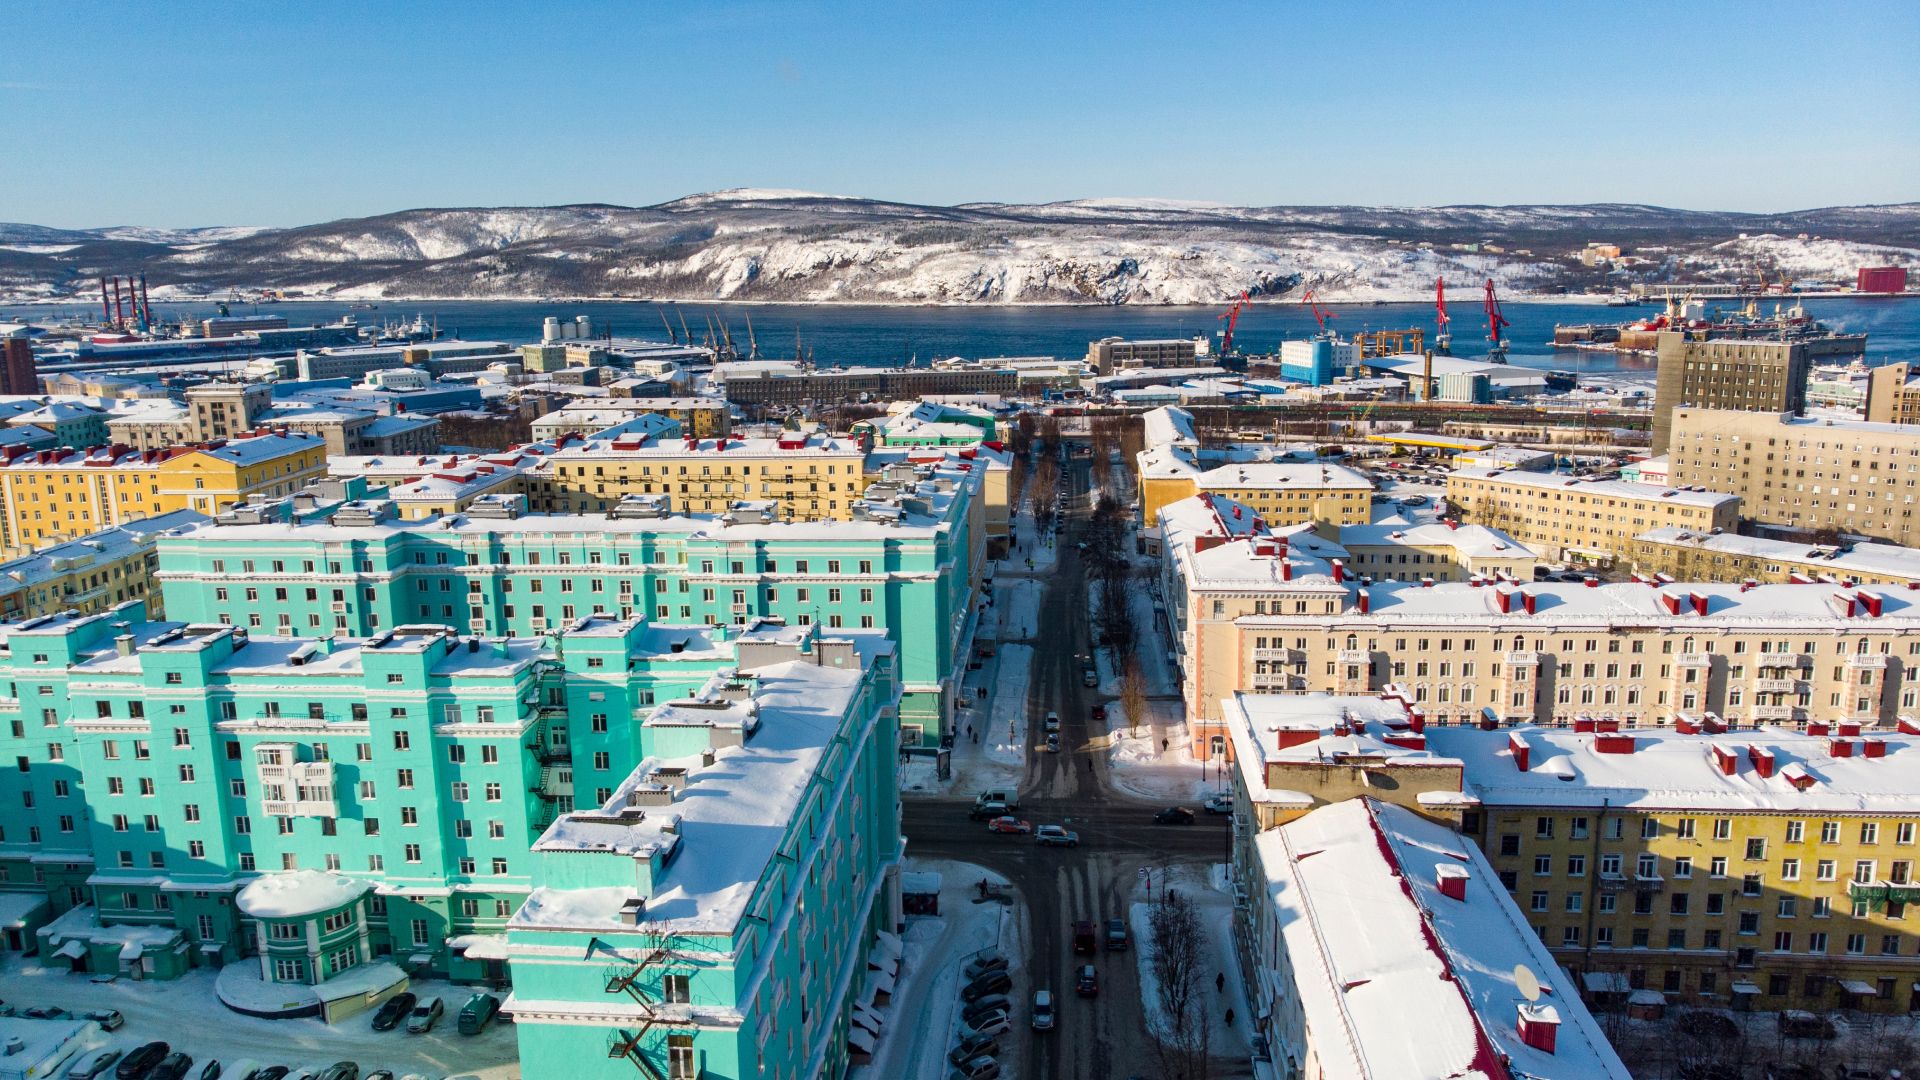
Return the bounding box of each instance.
[1147,889,1212,1080]
[1121,659,1149,738]
[1030,455,1060,522]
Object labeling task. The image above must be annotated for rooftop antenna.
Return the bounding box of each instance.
[1513,963,1543,1003]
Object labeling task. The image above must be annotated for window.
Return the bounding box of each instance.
[663,974,691,1004]
[668,1036,695,1080]
[1745,838,1766,860]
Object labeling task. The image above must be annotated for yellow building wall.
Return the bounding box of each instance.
[531,453,869,521]
[1471,806,1920,1012]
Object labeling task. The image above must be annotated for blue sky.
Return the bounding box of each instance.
[5,1,1914,226]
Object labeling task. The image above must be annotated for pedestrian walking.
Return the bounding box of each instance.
[1224,1008,1235,1027]
[1216,972,1225,993]
[1162,737,1169,752]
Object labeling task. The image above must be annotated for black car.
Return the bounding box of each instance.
[116,1045,171,1080]
[69,1050,123,1080]
[149,1055,194,1080]
[1153,807,1196,825]
[371,992,417,1032]
[197,1063,223,1080]
[250,1069,290,1080]
[962,969,1012,1001]
[313,1064,358,1080]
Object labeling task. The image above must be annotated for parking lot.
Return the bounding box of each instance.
[0,963,517,1080]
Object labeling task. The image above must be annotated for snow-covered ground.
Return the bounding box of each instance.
[0,962,517,1077]
[851,859,1026,1080]
[1128,863,1252,1060]
[901,643,1033,795]
[1102,701,1230,805]
[993,578,1044,642]
[1002,511,1057,574]
[1087,577,1178,700]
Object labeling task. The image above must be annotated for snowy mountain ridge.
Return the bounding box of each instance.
[2,194,1915,305]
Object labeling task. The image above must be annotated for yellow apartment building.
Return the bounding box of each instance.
[1448,466,1740,565]
[1631,526,1920,588]
[523,431,871,521]
[1429,724,1920,1014]
[0,432,326,553]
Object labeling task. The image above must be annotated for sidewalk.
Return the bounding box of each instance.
[1127,863,1254,1062]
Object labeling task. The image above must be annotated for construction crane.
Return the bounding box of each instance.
[658,309,678,343]
[1303,289,1336,336]
[1483,278,1511,363]
[1216,291,1249,355]
[1434,277,1453,355]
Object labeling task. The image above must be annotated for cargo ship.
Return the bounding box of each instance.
[1550,297,1866,359]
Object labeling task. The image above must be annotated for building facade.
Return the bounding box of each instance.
[0,509,207,621]
[504,627,903,1080]
[1667,408,1920,545]
[1651,332,1814,454]
[0,432,327,555]
[1447,466,1740,565]
[523,432,872,521]
[155,466,984,740]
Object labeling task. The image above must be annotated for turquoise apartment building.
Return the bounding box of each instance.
[506,624,904,1080]
[154,463,983,742]
[0,598,903,1031]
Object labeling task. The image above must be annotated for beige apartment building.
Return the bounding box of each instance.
[1174,546,1920,751]
[1631,526,1920,587]
[1650,332,1814,453]
[1448,466,1740,565]
[523,430,870,520]
[1137,443,1373,527]
[1866,362,1920,425]
[1667,408,1920,545]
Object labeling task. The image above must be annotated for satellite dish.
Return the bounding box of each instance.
[1513,963,1543,1003]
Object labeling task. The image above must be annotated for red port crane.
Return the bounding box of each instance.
[1217,291,1249,355]
[1303,289,1336,335]
[1435,276,1452,354]
[1483,278,1511,358]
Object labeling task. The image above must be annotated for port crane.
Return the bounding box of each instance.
[1434,277,1452,355]
[1216,291,1249,355]
[1483,278,1511,363]
[1302,289,1336,336]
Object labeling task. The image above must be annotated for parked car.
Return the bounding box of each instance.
[1075,964,1099,997]
[1090,705,1106,723]
[116,1045,170,1080]
[68,1051,122,1080]
[1203,793,1232,815]
[22,1007,71,1020]
[962,969,1013,1001]
[948,1055,1000,1080]
[985,815,1031,835]
[968,801,1011,821]
[1035,825,1079,848]
[370,991,416,1031]
[1776,1010,1836,1039]
[1030,990,1056,1031]
[314,1065,357,1080]
[405,996,444,1034]
[948,1031,998,1065]
[1153,806,1196,825]
[959,1012,1012,1039]
[1674,1010,1738,1039]
[457,992,500,1035]
[962,995,1012,1027]
[250,1069,290,1080]
[1073,921,1096,954]
[1043,711,1060,732]
[963,953,1007,981]
[149,1055,194,1080]
[1105,919,1130,950]
[1400,495,1430,507]
[197,1063,223,1080]
[362,1073,393,1080]
[79,1009,124,1032]
[1831,1066,1885,1080]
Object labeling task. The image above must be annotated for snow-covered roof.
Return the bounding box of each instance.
[1255,798,1631,1080]
[1428,725,1920,811]
[1336,522,1534,561]
[0,509,209,590]
[1449,466,1739,510]
[1273,578,1920,628]
[536,430,863,462]
[1141,405,1198,450]
[1224,693,1450,783]
[1635,526,1920,582]
[236,870,372,919]
[1139,443,1370,491]
[514,638,889,935]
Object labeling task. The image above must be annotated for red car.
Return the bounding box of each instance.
[1090,705,1106,723]
[986,816,1033,835]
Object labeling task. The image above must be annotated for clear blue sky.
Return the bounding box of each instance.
[5,0,1915,227]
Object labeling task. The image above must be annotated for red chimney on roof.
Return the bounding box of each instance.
[1436,863,1470,901]
[1508,732,1531,772]
[1712,745,1738,775]
[1748,745,1776,779]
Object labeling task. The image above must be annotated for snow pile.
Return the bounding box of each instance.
[235,870,372,918]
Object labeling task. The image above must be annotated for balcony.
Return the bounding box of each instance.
[1755,679,1802,695]
[1749,704,1801,722]
[1847,879,1920,909]
[1633,873,1665,893]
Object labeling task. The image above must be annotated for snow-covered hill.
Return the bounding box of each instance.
[2,195,1915,305]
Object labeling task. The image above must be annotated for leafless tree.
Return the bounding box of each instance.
[436,411,532,451]
[1030,455,1060,522]
[1147,889,1212,1080]
[1121,659,1149,738]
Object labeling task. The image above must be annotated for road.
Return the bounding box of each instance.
[902,452,1246,1080]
